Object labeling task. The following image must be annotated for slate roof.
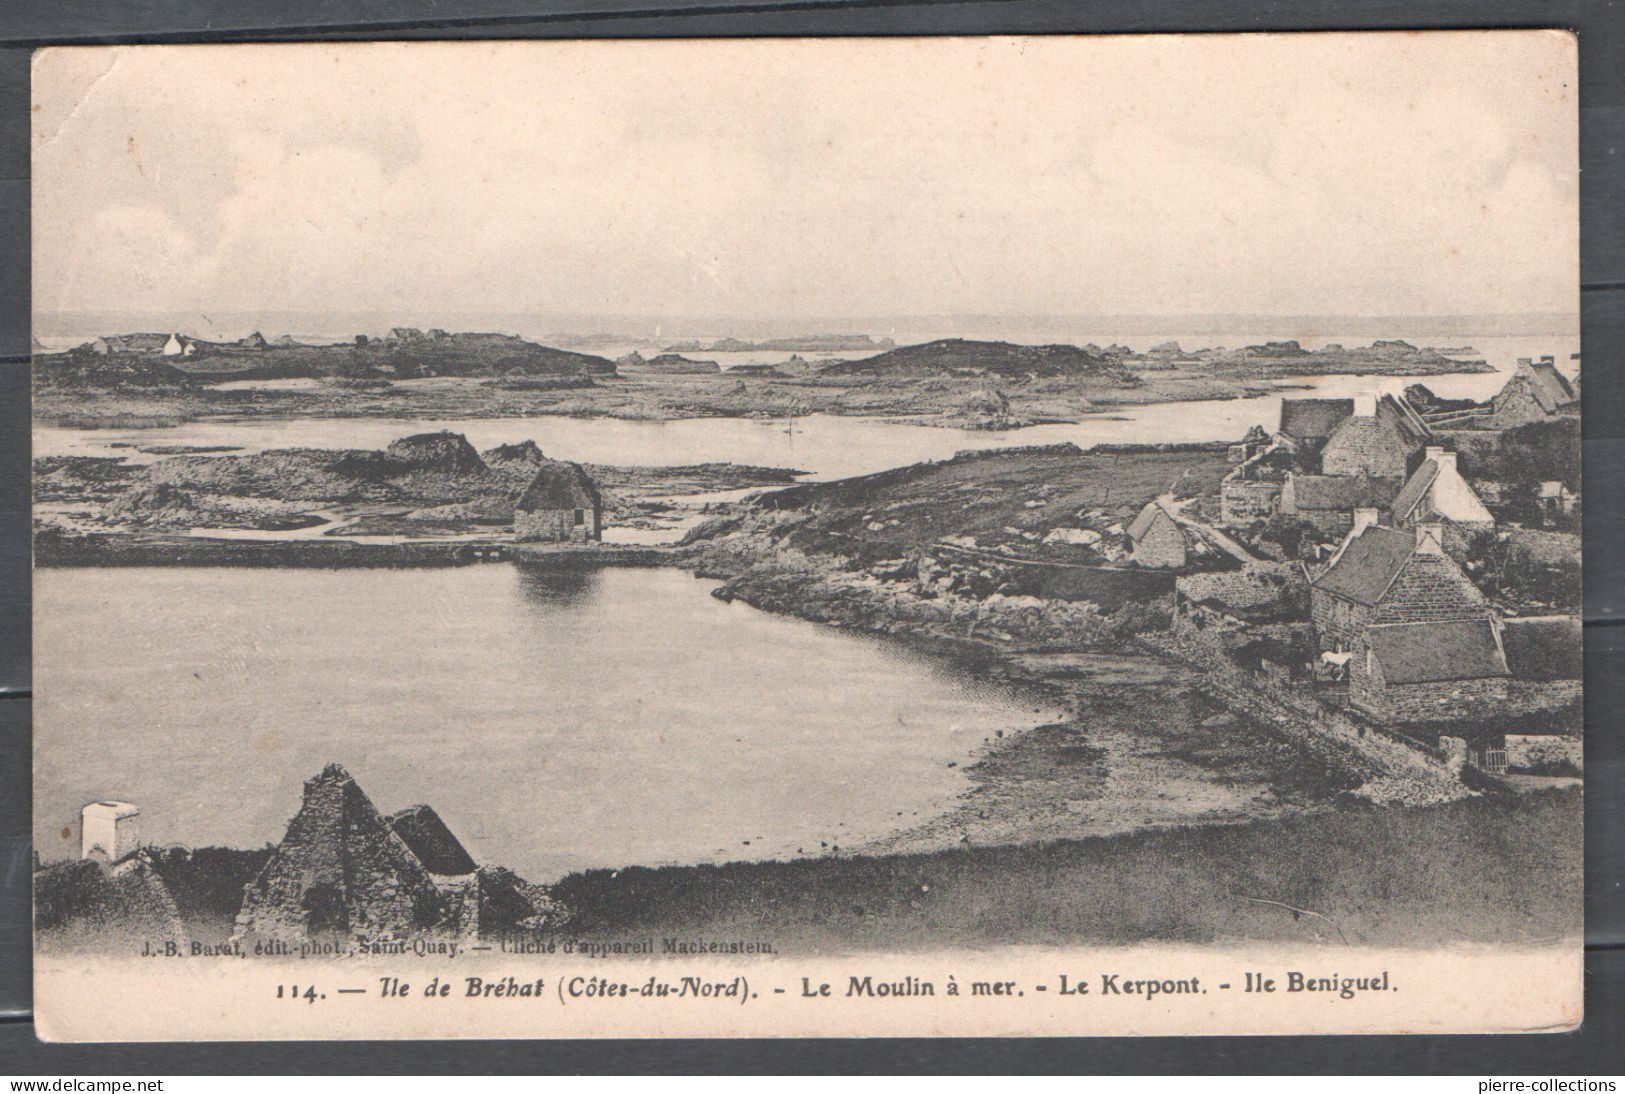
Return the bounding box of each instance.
[517,461,602,512]
[1522,359,1578,413]
[1278,398,1353,443]
[1365,619,1508,684]
[1500,615,1583,681]
[1311,525,1416,604]
[1378,393,1432,445]
[1288,473,1400,511]
[1388,460,1440,522]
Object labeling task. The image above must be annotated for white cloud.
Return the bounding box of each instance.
[32,33,1578,324]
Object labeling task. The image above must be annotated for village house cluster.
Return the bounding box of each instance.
[1134,357,1582,779]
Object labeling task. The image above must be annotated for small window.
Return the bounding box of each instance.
[573,508,585,526]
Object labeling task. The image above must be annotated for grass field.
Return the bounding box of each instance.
[549,788,1580,953]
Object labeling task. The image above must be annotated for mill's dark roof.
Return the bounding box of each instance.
[1278,398,1354,443]
[1288,473,1400,511]
[1312,525,1416,605]
[388,805,477,876]
[517,461,602,512]
[1365,619,1508,684]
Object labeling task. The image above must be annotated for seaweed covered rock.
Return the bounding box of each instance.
[385,431,487,473]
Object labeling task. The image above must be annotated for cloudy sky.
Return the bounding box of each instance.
[32,33,1577,328]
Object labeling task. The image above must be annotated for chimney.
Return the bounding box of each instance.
[1351,508,1380,536]
[1516,357,1532,368]
[1538,355,1555,366]
[1352,394,1377,417]
[1434,450,1457,474]
[1414,522,1445,555]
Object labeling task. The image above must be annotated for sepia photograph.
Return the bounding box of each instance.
[28,31,1582,1041]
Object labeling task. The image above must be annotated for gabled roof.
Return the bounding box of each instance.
[1324,410,1415,463]
[1311,525,1416,604]
[1388,460,1440,522]
[1126,500,1176,541]
[1520,359,1578,413]
[516,461,601,512]
[1278,398,1353,443]
[1288,473,1400,511]
[1378,393,1432,445]
[1365,619,1508,684]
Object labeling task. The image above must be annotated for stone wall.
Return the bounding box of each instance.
[1219,479,1280,526]
[234,765,448,944]
[1131,515,1188,568]
[1503,733,1583,773]
[516,506,600,543]
[1311,589,1370,651]
[1144,630,1466,804]
[1369,555,1487,624]
[1322,421,1411,479]
[1349,655,1508,723]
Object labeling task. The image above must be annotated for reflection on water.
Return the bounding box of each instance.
[513,564,602,606]
[35,566,1054,879]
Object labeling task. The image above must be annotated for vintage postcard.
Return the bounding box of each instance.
[31,32,1581,1041]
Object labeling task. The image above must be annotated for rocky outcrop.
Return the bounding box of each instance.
[385,431,488,473]
[481,440,549,477]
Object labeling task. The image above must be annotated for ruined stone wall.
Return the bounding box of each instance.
[1219,479,1280,525]
[234,767,448,944]
[1503,734,1583,773]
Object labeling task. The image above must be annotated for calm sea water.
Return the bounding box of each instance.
[34,566,1054,879]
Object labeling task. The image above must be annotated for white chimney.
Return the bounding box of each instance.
[1434,450,1457,473]
[1352,394,1377,417]
[1414,522,1445,555]
[1351,508,1380,536]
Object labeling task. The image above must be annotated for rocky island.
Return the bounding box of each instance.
[33,331,1492,432]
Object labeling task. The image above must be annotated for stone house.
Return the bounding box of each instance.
[91,332,171,355]
[1278,472,1399,536]
[515,462,602,543]
[1387,446,1494,553]
[1309,522,1490,652]
[1349,618,1509,723]
[1126,500,1191,569]
[1320,394,1429,479]
[1276,398,1354,469]
[1488,356,1579,427]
